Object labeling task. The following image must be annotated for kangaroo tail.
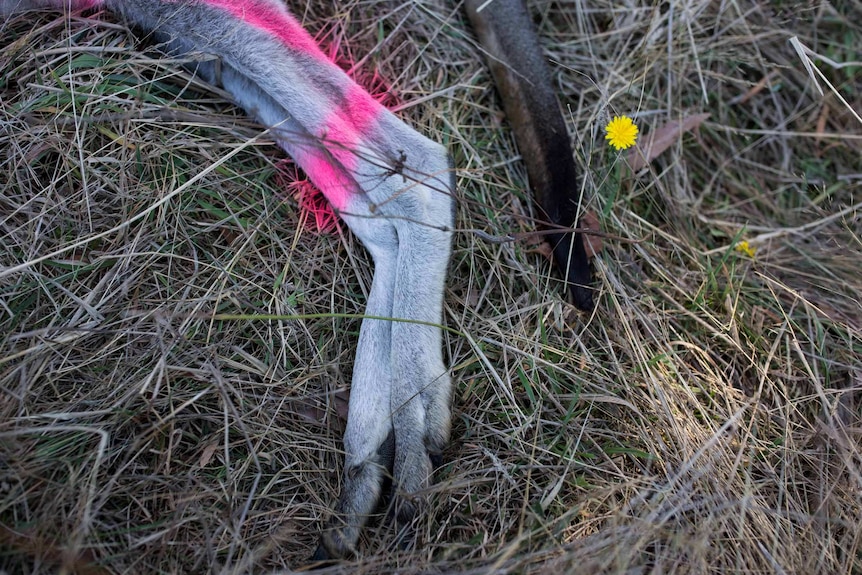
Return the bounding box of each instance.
[466,0,594,311]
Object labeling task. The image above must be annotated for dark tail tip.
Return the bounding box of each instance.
[550,230,594,312]
[568,280,594,312]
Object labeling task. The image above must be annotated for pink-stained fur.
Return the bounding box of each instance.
[277,81,393,229]
[303,84,384,210]
[291,146,357,212]
[199,0,328,62]
[342,83,384,135]
[276,161,338,233]
[198,0,386,213]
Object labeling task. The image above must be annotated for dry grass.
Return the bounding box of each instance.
[1,1,860,574]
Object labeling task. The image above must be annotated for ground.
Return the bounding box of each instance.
[1,1,860,574]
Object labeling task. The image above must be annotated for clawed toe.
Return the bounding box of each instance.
[429,451,444,469]
[308,544,337,569]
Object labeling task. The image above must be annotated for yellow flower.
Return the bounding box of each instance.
[735,240,756,258]
[605,115,639,151]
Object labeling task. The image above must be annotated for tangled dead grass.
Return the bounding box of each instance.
[1,1,860,573]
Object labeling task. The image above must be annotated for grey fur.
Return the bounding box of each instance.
[2,0,454,559]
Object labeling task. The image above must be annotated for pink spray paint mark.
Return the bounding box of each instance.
[198,0,387,215]
[275,85,386,226]
[275,160,338,233]
[303,83,384,211]
[292,148,356,213]
[199,0,329,63]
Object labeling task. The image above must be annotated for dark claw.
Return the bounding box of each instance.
[308,544,336,569]
[550,229,594,312]
[429,451,444,469]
